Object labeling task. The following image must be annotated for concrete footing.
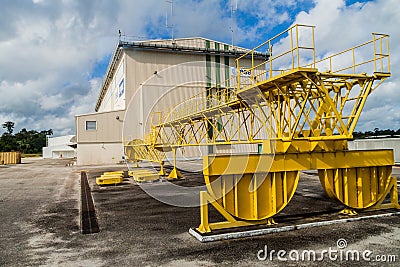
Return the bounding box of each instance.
[189,211,400,242]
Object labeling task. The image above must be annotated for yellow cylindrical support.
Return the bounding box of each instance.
[205,170,299,221]
[319,166,392,209]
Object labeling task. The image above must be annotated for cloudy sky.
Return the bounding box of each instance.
[0,0,399,136]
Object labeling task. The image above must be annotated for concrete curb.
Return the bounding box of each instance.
[189,211,400,242]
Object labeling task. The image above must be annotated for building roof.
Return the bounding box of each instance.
[95,37,269,112]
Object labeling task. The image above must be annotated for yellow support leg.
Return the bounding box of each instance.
[168,168,183,180]
[198,191,211,233]
[196,191,277,234]
[168,148,183,180]
[266,218,277,226]
[364,176,400,211]
[159,161,166,176]
[133,160,139,168]
[339,208,358,216]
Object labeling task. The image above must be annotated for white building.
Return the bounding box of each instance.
[42,135,76,159]
[75,37,265,165]
[349,138,400,164]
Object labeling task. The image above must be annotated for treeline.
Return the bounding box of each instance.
[353,128,400,139]
[0,121,53,154]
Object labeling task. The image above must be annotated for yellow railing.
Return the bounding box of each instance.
[148,25,391,144]
[236,24,316,88]
[310,33,390,74]
[153,80,240,127]
[235,24,390,86]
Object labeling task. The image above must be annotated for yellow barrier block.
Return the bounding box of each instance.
[96,171,125,185]
[96,176,124,185]
[129,169,159,182]
[103,171,124,175]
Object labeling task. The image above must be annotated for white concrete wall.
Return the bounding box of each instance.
[51,150,75,159]
[43,135,76,159]
[349,138,400,164]
[42,147,52,158]
[48,135,75,147]
[76,142,124,165]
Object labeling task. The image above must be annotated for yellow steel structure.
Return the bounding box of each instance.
[125,25,399,233]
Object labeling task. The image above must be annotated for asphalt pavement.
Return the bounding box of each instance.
[0,158,399,266]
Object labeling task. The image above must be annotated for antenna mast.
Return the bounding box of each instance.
[231,0,238,51]
[166,0,175,43]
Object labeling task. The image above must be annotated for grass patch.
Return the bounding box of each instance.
[21,153,42,158]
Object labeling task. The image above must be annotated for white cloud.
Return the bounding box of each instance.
[289,0,400,131]
[0,0,398,137]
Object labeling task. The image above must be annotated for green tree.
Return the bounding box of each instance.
[2,121,15,135]
[0,121,53,154]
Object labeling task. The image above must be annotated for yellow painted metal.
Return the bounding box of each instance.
[122,25,396,233]
[204,149,394,175]
[96,177,124,185]
[159,162,166,176]
[0,152,21,165]
[204,170,299,220]
[168,168,183,180]
[147,38,390,150]
[125,139,165,164]
[96,171,124,185]
[102,171,125,175]
[129,169,160,182]
[197,191,279,233]
[365,176,400,211]
[167,147,183,180]
[339,209,358,216]
[202,148,394,218]
[125,25,391,152]
[319,166,392,209]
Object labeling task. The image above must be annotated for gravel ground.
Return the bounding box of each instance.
[0,158,399,266]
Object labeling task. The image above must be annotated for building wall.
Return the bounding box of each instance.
[349,138,400,164]
[98,56,126,112]
[77,38,265,165]
[48,135,75,146]
[124,49,206,105]
[76,110,125,165]
[122,43,260,142]
[76,143,123,165]
[42,135,76,159]
[43,146,76,159]
[76,110,124,143]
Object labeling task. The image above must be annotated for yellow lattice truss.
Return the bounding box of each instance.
[125,25,399,233]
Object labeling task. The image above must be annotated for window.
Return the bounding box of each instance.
[85,121,97,131]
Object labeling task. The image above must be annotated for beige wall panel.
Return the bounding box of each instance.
[76,110,125,143]
[76,143,124,165]
[124,50,205,104]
